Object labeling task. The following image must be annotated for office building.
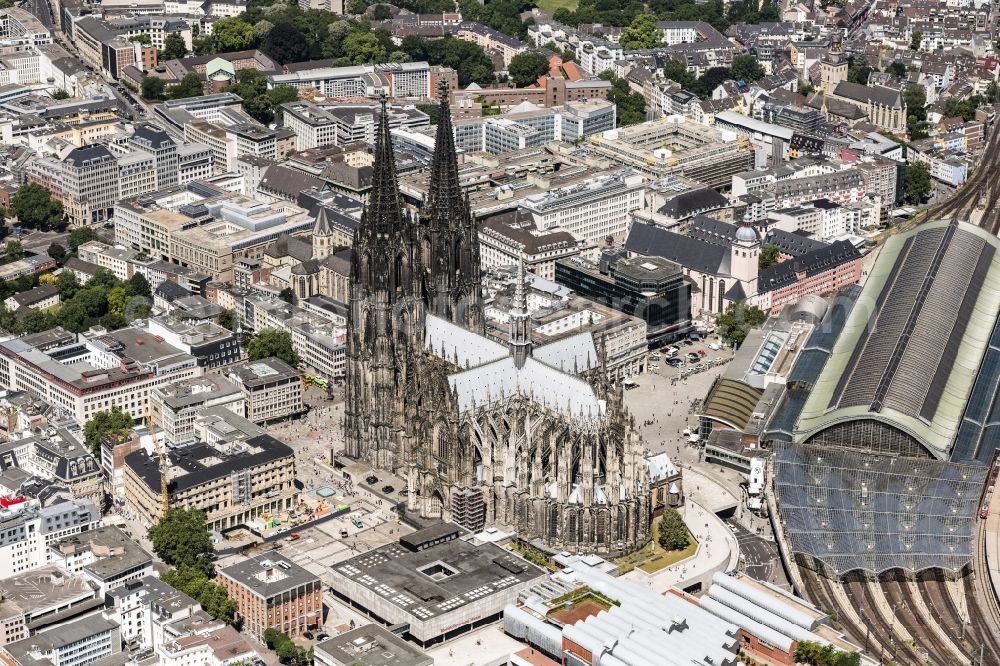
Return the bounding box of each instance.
[267,61,435,99]
[314,626,432,666]
[227,358,303,424]
[0,615,120,666]
[0,498,99,579]
[150,374,244,446]
[123,433,297,530]
[218,554,322,641]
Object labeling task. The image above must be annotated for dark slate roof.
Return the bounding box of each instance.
[259,165,325,200]
[65,144,114,167]
[687,215,741,246]
[832,81,903,108]
[657,187,730,219]
[757,240,860,293]
[761,228,829,257]
[154,280,191,302]
[131,124,174,150]
[9,284,58,307]
[323,249,352,277]
[724,280,747,301]
[64,257,101,275]
[264,235,313,262]
[625,221,729,274]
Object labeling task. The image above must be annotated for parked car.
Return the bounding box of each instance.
[316,634,329,641]
[686,352,700,362]
[697,349,707,357]
[666,358,683,367]
[649,363,660,370]
[365,475,378,484]
[709,343,721,351]
[382,485,395,494]
[303,631,314,640]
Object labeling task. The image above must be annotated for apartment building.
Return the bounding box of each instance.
[519,169,645,245]
[114,182,314,281]
[453,100,615,155]
[227,357,303,424]
[218,554,321,641]
[0,498,100,579]
[28,144,119,226]
[267,61,432,99]
[122,433,297,530]
[49,525,154,595]
[76,242,137,280]
[150,374,244,445]
[128,125,179,189]
[157,620,258,666]
[0,327,201,424]
[479,214,585,281]
[104,576,199,653]
[1,616,120,666]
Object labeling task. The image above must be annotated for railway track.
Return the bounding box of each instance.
[881,573,963,665]
[917,570,977,662]
[897,105,1000,237]
[842,574,922,665]
[797,564,884,655]
[962,574,1000,665]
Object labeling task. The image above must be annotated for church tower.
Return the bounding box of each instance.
[420,80,484,332]
[820,29,847,95]
[730,211,760,288]
[344,95,421,469]
[311,207,335,260]
[508,261,532,368]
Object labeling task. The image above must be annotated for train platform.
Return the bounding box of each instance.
[982,478,1000,609]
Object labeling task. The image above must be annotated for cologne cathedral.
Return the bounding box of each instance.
[343,86,651,556]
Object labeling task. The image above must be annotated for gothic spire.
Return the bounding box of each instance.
[424,79,465,228]
[509,261,532,369]
[362,93,405,238]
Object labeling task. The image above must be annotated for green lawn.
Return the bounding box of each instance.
[535,0,578,12]
[615,514,698,574]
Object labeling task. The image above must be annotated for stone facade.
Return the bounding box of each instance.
[343,89,651,556]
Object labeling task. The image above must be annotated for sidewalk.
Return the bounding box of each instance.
[622,498,739,594]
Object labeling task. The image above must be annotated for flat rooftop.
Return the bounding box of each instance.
[332,537,545,621]
[315,625,432,666]
[220,553,319,598]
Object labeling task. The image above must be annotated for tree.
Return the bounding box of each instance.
[903,83,927,139]
[507,51,550,88]
[657,508,690,551]
[212,17,256,52]
[52,89,70,100]
[886,61,907,78]
[730,54,764,83]
[758,244,779,270]
[83,407,134,455]
[248,328,300,366]
[161,566,238,623]
[4,239,24,261]
[910,29,922,51]
[57,271,79,300]
[162,32,188,60]
[346,0,368,13]
[904,161,931,203]
[218,308,238,331]
[619,13,662,50]
[17,309,57,334]
[141,76,166,100]
[598,71,646,126]
[167,73,204,100]
[149,508,215,571]
[343,30,388,65]
[716,301,767,347]
[846,62,871,85]
[10,183,63,230]
[279,287,294,303]
[794,640,861,666]
[128,273,151,299]
[264,23,310,65]
[68,227,99,250]
[107,285,132,317]
[662,59,695,89]
[371,3,391,19]
[987,81,1000,104]
[47,243,66,264]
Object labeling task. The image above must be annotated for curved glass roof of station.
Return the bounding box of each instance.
[794,220,1000,461]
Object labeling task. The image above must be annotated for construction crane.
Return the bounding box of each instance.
[146,413,169,515]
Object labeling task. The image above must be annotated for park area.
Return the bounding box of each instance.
[615,512,698,574]
[535,0,578,11]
